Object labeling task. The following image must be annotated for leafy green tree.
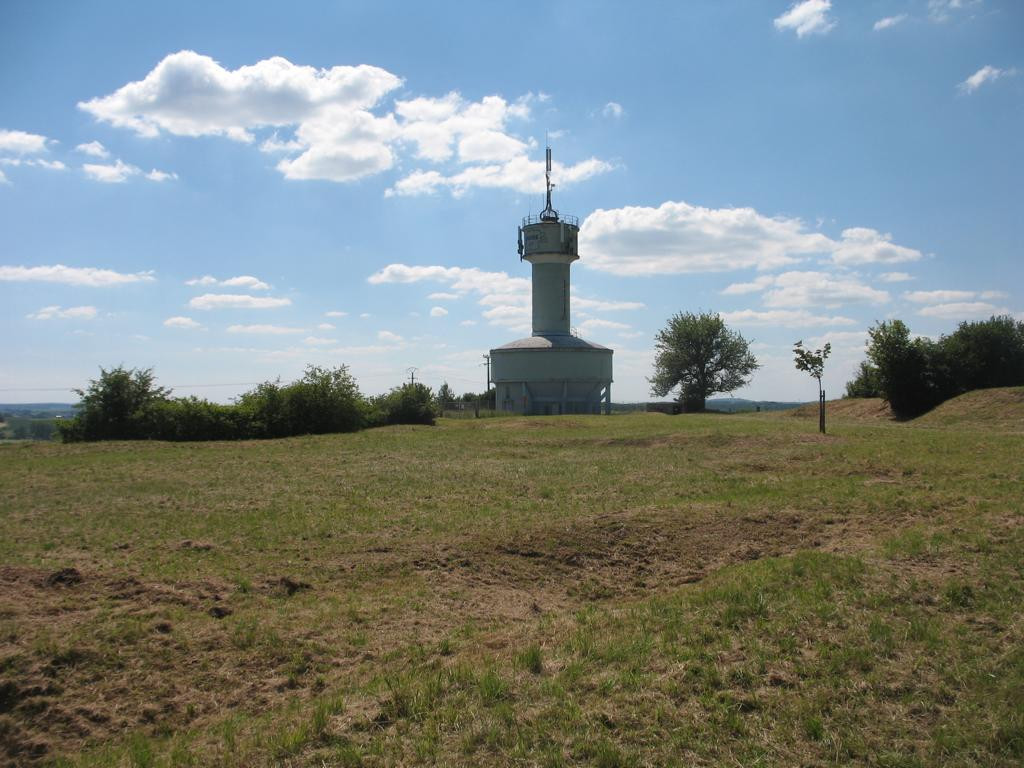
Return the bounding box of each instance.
[941,315,1024,392]
[845,361,882,398]
[60,366,171,441]
[793,340,831,433]
[369,383,437,426]
[866,320,951,418]
[649,311,758,412]
[436,381,457,407]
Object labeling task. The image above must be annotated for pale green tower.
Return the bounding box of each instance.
[489,148,613,415]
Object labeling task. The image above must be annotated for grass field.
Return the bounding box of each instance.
[1,390,1022,766]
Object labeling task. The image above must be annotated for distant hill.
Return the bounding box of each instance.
[0,403,77,419]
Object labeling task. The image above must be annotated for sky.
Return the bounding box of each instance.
[1,0,1021,404]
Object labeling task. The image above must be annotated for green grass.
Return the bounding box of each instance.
[0,411,1021,766]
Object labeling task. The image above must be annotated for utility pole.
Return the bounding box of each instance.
[481,354,490,390]
[406,367,417,386]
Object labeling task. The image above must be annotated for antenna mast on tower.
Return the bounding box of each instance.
[540,144,558,221]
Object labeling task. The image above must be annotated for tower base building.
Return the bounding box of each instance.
[489,148,613,415]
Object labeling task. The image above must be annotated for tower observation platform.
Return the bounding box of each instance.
[489,148,613,415]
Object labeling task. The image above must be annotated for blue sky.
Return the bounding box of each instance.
[1,0,1021,404]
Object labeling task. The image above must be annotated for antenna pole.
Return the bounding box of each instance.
[545,146,552,212]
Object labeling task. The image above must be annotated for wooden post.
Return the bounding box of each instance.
[819,389,826,434]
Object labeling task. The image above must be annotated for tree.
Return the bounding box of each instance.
[649,311,759,412]
[866,320,950,418]
[793,340,831,433]
[59,366,171,441]
[845,361,881,398]
[940,315,1024,393]
[436,381,456,407]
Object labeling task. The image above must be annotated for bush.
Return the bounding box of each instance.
[59,366,170,442]
[368,383,437,426]
[844,361,882,398]
[143,397,252,441]
[858,316,1024,418]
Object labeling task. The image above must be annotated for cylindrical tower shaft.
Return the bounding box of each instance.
[532,261,570,335]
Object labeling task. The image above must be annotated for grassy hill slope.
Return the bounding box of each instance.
[0,413,1021,766]
[914,386,1024,431]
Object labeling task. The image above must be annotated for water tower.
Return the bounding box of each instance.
[489,148,613,414]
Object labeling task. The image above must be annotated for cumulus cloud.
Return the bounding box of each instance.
[903,289,976,303]
[83,158,176,183]
[386,154,612,197]
[774,0,836,38]
[959,65,1016,94]
[918,301,1010,319]
[26,305,98,320]
[879,271,914,283]
[226,324,305,334]
[428,292,459,300]
[429,306,449,317]
[723,271,888,307]
[0,129,49,154]
[75,141,110,158]
[581,202,923,275]
[0,264,154,286]
[602,102,624,119]
[0,157,65,171]
[79,51,402,140]
[325,310,348,317]
[82,158,140,183]
[164,316,203,329]
[873,14,907,31]
[377,330,403,342]
[186,274,270,290]
[721,308,856,327]
[188,293,291,310]
[317,322,335,330]
[80,52,610,195]
[929,0,980,24]
[368,262,637,331]
[581,201,831,275]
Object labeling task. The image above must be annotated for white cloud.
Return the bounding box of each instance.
[580,201,832,275]
[573,296,645,311]
[959,65,1016,94]
[83,158,176,183]
[79,50,402,140]
[188,293,291,310]
[578,318,631,332]
[0,264,154,286]
[722,276,777,295]
[460,320,477,326]
[0,157,66,171]
[929,0,980,24]
[918,301,1010,319]
[386,154,612,198]
[879,271,914,283]
[0,169,7,184]
[359,312,371,318]
[377,330,403,342]
[830,227,923,265]
[325,310,348,317]
[602,102,624,119]
[82,158,140,183]
[734,271,889,308]
[721,308,856,327]
[302,336,335,345]
[873,14,907,31]
[317,322,335,330]
[369,262,641,330]
[774,0,836,38]
[428,292,460,300]
[903,289,976,303]
[80,52,608,196]
[186,274,270,290]
[164,316,203,329]
[0,129,49,154]
[145,168,178,182]
[227,324,305,334]
[26,305,98,320]
[430,306,449,317]
[75,141,110,158]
